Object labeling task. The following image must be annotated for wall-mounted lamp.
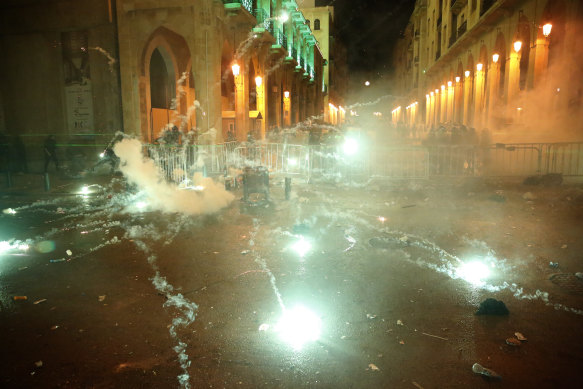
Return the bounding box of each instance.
[426,94,430,98]
[455,76,461,82]
[465,70,470,78]
[441,85,445,90]
[430,91,434,96]
[513,40,522,53]
[492,53,500,63]
[542,23,552,38]
[284,91,290,99]
[476,63,483,71]
[232,63,240,76]
[435,89,439,93]
[255,76,263,87]
[447,81,452,87]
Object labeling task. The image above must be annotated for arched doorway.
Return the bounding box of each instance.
[149,47,176,141]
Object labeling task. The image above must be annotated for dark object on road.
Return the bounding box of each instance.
[242,166,269,204]
[472,363,502,380]
[475,298,509,315]
[488,194,506,203]
[523,173,563,186]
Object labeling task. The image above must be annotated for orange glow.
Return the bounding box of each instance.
[435,89,439,93]
[231,63,240,76]
[476,63,483,72]
[255,76,262,87]
[430,91,434,96]
[447,81,452,87]
[284,91,290,99]
[492,53,499,63]
[455,76,460,82]
[465,70,470,78]
[441,85,445,90]
[513,40,522,53]
[426,94,429,98]
[542,23,552,38]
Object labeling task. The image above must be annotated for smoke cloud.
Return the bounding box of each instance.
[113,138,234,215]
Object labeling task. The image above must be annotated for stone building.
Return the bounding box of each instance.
[392,0,583,143]
[0,0,328,153]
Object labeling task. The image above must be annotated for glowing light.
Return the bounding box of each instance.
[364,81,370,86]
[292,236,311,257]
[517,107,523,111]
[542,23,552,38]
[288,158,298,166]
[255,76,262,87]
[430,91,434,96]
[99,152,105,158]
[3,208,17,215]
[280,12,289,23]
[18,244,29,251]
[284,91,290,99]
[476,63,483,71]
[136,201,147,210]
[441,84,445,90]
[378,216,386,223]
[0,241,10,254]
[556,88,560,92]
[447,81,452,87]
[435,89,439,93]
[455,76,460,82]
[231,63,240,76]
[426,94,429,98]
[80,186,90,195]
[343,138,359,156]
[192,185,205,191]
[513,40,522,53]
[492,53,499,63]
[276,305,322,350]
[465,70,470,78]
[457,261,491,286]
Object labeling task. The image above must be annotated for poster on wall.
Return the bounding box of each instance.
[62,30,94,134]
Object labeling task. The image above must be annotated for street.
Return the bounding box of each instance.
[1,173,583,388]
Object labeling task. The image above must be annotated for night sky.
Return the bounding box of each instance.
[318,0,416,78]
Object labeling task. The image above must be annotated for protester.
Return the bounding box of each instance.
[43,135,59,173]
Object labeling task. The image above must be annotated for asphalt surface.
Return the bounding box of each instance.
[1,172,583,388]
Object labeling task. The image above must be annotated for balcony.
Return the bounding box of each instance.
[449,33,457,48]
[222,0,253,14]
[480,0,497,17]
[450,0,468,13]
[457,20,467,37]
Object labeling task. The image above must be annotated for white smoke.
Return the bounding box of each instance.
[113,138,234,215]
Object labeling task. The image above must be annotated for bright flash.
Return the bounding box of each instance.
[136,201,147,210]
[99,152,105,158]
[276,305,322,350]
[3,208,17,215]
[457,261,491,286]
[343,138,359,156]
[378,216,386,223]
[288,158,298,166]
[80,186,90,195]
[280,12,289,23]
[193,185,205,191]
[0,241,11,254]
[292,237,311,257]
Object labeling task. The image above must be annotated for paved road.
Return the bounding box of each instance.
[1,174,583,388]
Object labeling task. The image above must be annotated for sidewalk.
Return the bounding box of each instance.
[0,171,116,198]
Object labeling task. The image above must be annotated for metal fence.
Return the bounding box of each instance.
[144,141,583,183]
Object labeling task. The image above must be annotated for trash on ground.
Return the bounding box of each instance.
[515,332,527,341]
[366,313,377,319]
[421,332,448,341]
[472,363,502,380]
[13,296,27,301]
[549,262,559,269]
[98,295,106,302]
[522,192,536,200]
[397,319,404,326]
[561,244,568,249]
[475,298,509,316]
[33,299,47,305]
[575,272,583,281]
[368,363,380,371]
[506,337,521,346]
[241,250,250,255]
[66,249,72,256]
[258,323,269,331]
[412,382,425,389]
[50,325,59,330]
[399,340,405,344]
[34,361,43,368]
[50,258,66,263]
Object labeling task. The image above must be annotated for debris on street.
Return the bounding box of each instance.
[472,363,502,380]
[475,298,509,316]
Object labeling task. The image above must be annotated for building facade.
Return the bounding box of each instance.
[0,0,329,149]
[392,0,583,143]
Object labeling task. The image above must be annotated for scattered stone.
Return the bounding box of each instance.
[475,298,509,316]
[506,337,521,346]
[522,192,536,200]
[472,363,502,380]
[515,332,527,341]
[523,173,563,186]
[368,363,380,371]
[397,319,404,326]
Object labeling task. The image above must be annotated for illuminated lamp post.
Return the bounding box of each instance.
[542,23,552,38]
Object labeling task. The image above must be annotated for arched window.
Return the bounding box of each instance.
[314,19,320,30]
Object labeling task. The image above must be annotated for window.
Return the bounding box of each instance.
[314,19,320,30]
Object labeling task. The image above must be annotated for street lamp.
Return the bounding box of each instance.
[231,63,240,76]
[284,91,290,99]
[455,76,460,83]
[542,23,552,38]
[255,76,262,87]
[364,81,370,86]
[465,70,470,78]
[492,53,499,63]
[476,63,483,72]
[513,40,522,53]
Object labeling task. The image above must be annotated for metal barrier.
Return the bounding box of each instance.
[144,141,583,184]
